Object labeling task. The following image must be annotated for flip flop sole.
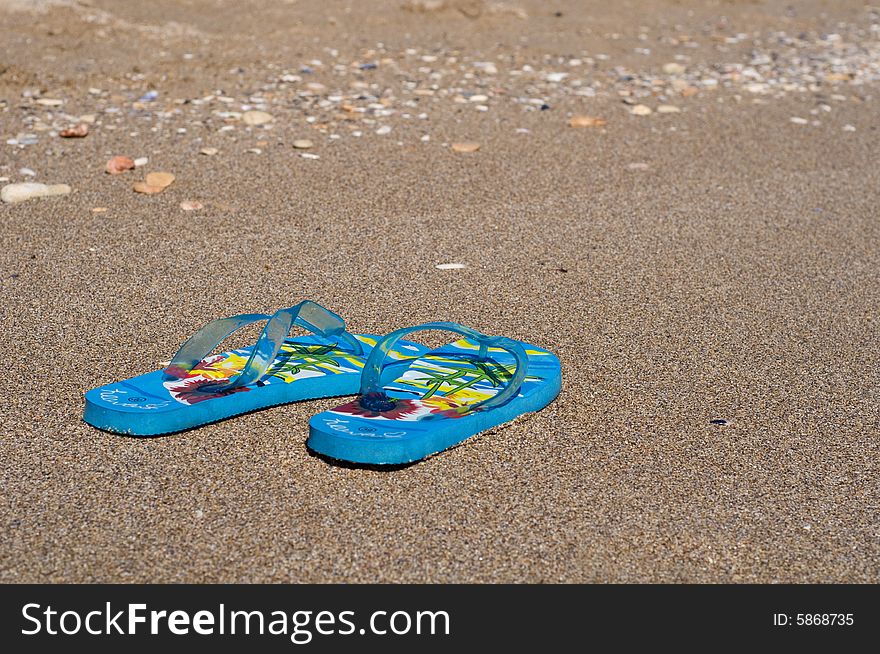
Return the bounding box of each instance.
[307,339,561,464]
[84,334,427,436]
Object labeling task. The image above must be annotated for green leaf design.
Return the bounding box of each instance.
[267,343,343,378]
[411,357,518,399]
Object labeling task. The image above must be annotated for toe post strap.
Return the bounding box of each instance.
[164,300,363,390]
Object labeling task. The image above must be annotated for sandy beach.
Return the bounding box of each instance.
[1,0,878,583]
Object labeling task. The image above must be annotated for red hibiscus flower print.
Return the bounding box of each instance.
[334,392,422,420]
[167,376,250,405]
[164,364,191,380]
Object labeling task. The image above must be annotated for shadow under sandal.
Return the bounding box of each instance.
[307,321,562,465]
[83,300,428,436]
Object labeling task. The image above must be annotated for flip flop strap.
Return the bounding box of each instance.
[359,321,529,412]
[165,300,363,390]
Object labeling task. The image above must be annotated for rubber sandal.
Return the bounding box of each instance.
[83,301,428,436]
[307,321,561,464]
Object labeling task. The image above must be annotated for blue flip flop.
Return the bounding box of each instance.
[83,301,428,436]
[307,322,561,464]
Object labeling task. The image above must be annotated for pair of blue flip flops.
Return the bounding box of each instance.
[83,301,561,465]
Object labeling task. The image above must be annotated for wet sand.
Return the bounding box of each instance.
[1,0,878,582]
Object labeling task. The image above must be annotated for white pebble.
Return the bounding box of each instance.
[1,182,71,204]
[436,263,466,270]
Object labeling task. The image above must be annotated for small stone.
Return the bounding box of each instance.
[436,263,466,270]
[133,182,165,195]
[568,115,607,128]
[790,116,808,125]
[59,124,89,138]
[451,142,480,153]
[680,86,699,97]
[79,114,97,124]
[180,200,203,211]
[843,124,856,132]
[246,148,263,154]
[242,110,274,126]
[662,62,686,75]
[627,162,650,171]
[300,152,320,160]
[469,94,489,103]
[376,125,392,135]
[200,147,219,156]
[630,104,652,116]
[35,98,63,107]
[106,156,135,174]
[1,182,71,204]
[91,207,108,213]
[133,157,149,167]
[292,139,314,149]
[145,172,175,188]
[19,168,36,177]
[656,105,681,114]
